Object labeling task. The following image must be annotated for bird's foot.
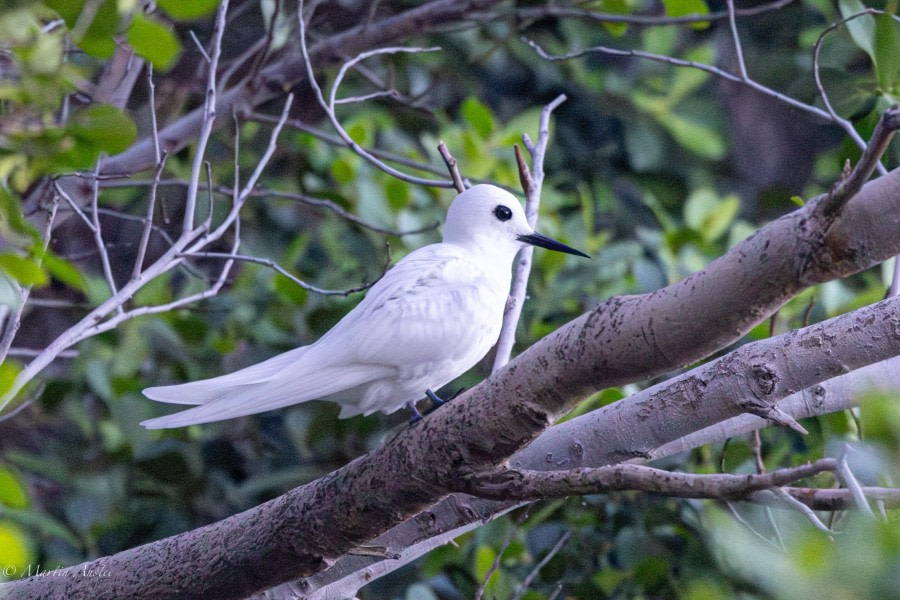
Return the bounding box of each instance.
[424,387,466,414]
[406,401,424,426]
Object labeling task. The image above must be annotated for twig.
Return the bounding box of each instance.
[767,488,833,533]
[819,105,900,219]
[513,0,795,27]
[510,531,571,600]
[437,141,466,193]
[751,430,765,473]
[297,0,455,189]
[812,9,900,174]
[177,251,387,297]
[724,501,785,551]
[836,455,875,517]
[726,0,749,80]
[248,112,451,179]
[0,197,59,365]
[524,38,843,139]
[474,527,516,600]
[132,64,166,281]
[492,94,567,372]
[183,0,229,235]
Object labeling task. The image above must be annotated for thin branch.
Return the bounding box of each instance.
[511,531,571,600]
[837,455,875,517]
[524,38,841,135]
[466,460,839,502]
[437,141,465,193]
[0,196,59,365]
[98,177,438,237]
[765,488,833,533]
[297,0,455,189]
[725,0,749,80]
[513,0,795,27]
[133,64,166,281]
[819,105,900,219]
[183,0,228,235]
[492,94,566,372]
[247,112,451,179]
[177,251,388,297]
[812,9,900,175]
[474,527,515,600]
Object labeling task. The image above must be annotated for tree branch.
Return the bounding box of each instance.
[8,164,900,599]
[466,460,839,502]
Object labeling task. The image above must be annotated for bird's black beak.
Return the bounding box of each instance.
[517,231,590,258]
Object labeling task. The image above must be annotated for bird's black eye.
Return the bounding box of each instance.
[493,205,513,222]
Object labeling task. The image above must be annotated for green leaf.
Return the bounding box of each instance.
[0,521,31,576]
[656,112,727,160]
[67,104,138,157]
[662,0,710,30]
[40,252,87,291]
[127,13,182,71]
[45,0,119,58]
[0,253,47,287]
[873,14,900,91]
[0,466,29,509]
[0,361,21,405]
[684,189,739,241]
[0,187,36,245]
[157,0,220,21]
[461,97,495,138]
[273,273,309,306]
[839,0,876,62]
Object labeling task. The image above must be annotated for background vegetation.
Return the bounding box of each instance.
[1,0,899,598]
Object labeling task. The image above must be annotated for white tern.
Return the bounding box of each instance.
[140,184,587,428]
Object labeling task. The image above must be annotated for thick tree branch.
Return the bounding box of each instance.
[7,165,900,599]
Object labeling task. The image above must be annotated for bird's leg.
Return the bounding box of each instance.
[425,388,445,408]
[406,400,424,425]
[424,387,466,416]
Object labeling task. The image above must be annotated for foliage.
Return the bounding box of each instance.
[0,0,898,598]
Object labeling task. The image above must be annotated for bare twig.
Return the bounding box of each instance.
[819,105,900,218]
[248,112,451,179]
[132,65,166,281]
[474,527,515,600]
[513,0,795,27]
[511,531,571,600]
[297,0,455,189]
[836,455,875,517]
[725,0,749,80]
[492,94,567,371]
[183,0,229,235]
[438,141,466,193]
[524,38,850,144]
[0,197,59,365]
[177,251,387,297]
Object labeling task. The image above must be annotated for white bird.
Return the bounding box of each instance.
[140,184,587,428]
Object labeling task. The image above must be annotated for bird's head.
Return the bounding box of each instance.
[442,184,589,261]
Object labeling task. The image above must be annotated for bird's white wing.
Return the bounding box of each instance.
[315,243,507,370]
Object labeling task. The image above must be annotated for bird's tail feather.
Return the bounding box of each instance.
[140,363,394,429]
[142,347,311,406]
